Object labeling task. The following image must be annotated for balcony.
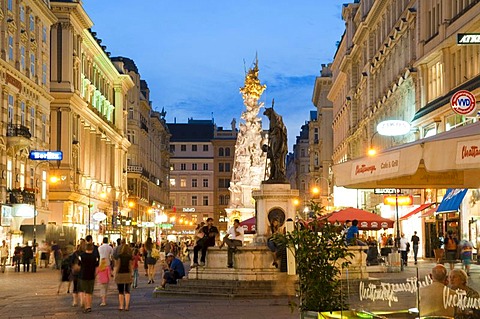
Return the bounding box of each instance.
[6,124,32,148]
[127,165,150,179]
[7,188,35,205]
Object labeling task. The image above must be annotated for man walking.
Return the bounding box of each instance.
[192,218,219,267]
[399,233,408,268]
[411,231,420,265]
[220,219,244,268]
[0,240,9,273]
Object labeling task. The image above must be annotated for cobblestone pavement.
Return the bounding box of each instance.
[0,263,299,319]
[1,258,479,318]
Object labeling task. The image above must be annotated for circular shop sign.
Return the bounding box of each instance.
[376,120,411,136]
[450,90,477,116]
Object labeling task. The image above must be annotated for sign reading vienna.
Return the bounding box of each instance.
[450,90,477,116]
[29,150,63,161]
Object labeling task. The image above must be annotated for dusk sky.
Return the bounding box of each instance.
[82,0,349,150]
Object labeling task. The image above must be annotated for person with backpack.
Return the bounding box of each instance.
[445,230,459,270]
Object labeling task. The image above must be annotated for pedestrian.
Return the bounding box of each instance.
[192,217,219,267]
[114,244,133,311]
[58,253,72,294]
[98,237,113,262]
[419,264,455,317]
[448,268,480,318]
[444,230,459,270]
[140,243,148,277]
[96,258,111,306]
[39,241,50,268]
[131,248,142,288]
[22,242,33,272]
[51,241,62,270]
[0,240,9,273]
[411,231,420,265]
[459,238,474,276]
[13,243,22,272]
[70,239,85,307]
[144,237,159,284]
[78,243,97,313]
[219,219,244,268]
[161,252,185,288]
[85,235,100,267]
[399,233,408,267]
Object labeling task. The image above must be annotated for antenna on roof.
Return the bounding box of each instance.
[243,59,247,75]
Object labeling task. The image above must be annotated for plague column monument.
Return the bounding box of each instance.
[227,59,269,223]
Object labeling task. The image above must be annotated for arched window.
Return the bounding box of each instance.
[225,195,230,205]
[225,147,230,156]
[219,147,224,156]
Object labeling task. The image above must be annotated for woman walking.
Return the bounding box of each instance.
[69,239,85,307]
[96,258,111,306]
[144,237,157,284]
[114,244,133,311]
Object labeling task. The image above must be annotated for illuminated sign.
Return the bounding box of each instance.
[374,188,400,194]
[29,150,63,161]
[182,207,196,212]
[383,195,413,206]
[450,90,477,116]
[376,120,411,136]
[92,212,107,221]
[457,33,480,44]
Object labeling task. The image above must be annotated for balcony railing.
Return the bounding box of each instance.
[7,188,35,205]
[7,124,31,139]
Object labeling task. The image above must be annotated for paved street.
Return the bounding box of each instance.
[1,258,479,318]
[0,263,299,319]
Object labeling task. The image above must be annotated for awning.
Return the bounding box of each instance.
[436,189,468,213]
[317,207,394,230]
[400,203,436,220]
[333,121,480,188]
[421,206,438,218]
[240,217,256,234]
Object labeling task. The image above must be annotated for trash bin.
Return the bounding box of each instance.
[387,252,401,273]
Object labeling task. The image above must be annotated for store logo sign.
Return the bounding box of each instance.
[457,33,480,44]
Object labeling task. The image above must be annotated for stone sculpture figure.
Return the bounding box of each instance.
[263,106,288,183]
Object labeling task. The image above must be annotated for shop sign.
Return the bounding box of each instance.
[457,33,480,44]
[450,90,476,116]
[182,207,195,212]
[377,120,411,136]
[374,188,400,194]
[29,150,63,161]
[351,152,400,179]
[456,139,480,165]
[383,195,413,206]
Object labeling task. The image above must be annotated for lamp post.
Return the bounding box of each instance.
[311,176,331,212]
[87,181,104,235]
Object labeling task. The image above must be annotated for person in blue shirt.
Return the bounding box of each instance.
[161,252,185,288]
[345,219,366,246]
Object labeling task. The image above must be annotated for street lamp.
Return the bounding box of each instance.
[87,180,105,235]
[32,161,59,272]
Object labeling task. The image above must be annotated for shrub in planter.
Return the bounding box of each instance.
[278,219,353,313]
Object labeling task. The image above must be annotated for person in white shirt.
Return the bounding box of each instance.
[0,240,9,273]
[399,233,409,267]
[98,237,113,262]
[220,219,244,268]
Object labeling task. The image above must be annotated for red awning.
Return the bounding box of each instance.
[240,217,256,234]
[400,203,436,220]
[318,207,394,230]
[420,206,438,218]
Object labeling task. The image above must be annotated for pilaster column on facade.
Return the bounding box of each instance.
[113,85,124,132]
[417,63,428,111]
[441,47,451,93]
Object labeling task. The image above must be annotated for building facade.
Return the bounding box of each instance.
[112,57,170,243]
[167,119,215,238]
[49,1,134,242]
[212,121,236,232]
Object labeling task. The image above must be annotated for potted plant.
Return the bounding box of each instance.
[277,216,353,317]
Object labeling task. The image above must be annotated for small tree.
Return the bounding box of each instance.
[280,219,353,312]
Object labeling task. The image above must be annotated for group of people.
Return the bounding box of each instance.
[53,235,184,313]
[420,263,479,318]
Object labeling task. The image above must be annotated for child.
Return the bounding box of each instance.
[57,254,71,294]
[132,249,142,288]
[96,258,111,306]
